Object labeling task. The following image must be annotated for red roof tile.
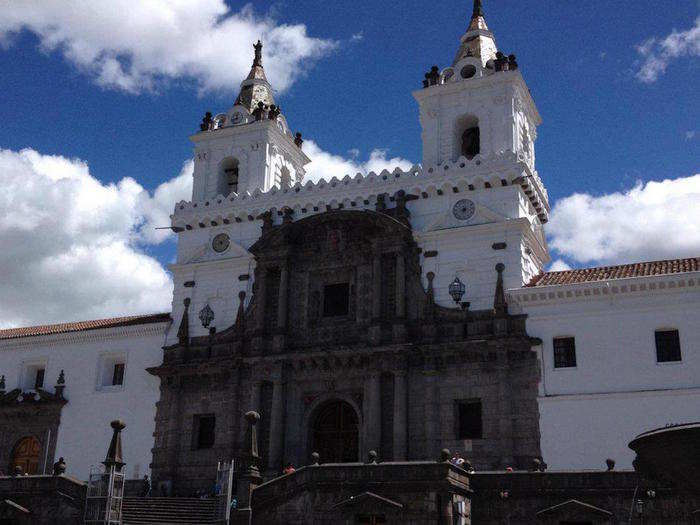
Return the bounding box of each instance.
[0,313,171,341]
[526,257,700,288]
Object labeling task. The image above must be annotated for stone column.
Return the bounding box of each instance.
[392,371,408,461]
[268,377,285,472]
[277,263,289,330]
[283,380,302,467]
[369,246,382,344]
[395,252,405,318]
[372,252,382,320]
[363,373,381,457]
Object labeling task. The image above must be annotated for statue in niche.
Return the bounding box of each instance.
[462,127,480,159]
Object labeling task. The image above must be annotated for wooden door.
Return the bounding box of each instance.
[11,436,41,475]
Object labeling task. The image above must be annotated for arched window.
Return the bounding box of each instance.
[461,126,480,159]
[311,400,359,463]
[219,157,239,195]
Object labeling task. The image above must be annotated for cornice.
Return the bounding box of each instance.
[0,321,170,351]
[508,271,700,307]
[412,70,541,125]
[171,151,548,231]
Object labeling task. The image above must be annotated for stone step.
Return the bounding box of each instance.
[122,497,221,524]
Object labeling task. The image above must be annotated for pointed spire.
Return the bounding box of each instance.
[453,0,497,67]
[234,40,275,113]
[177,298,191,346]
[472,0,484,19]
[103,420,126,472]
[468,0,489,31]
[493,263,508,316]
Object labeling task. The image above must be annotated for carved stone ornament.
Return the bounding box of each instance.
[199,304,215,328]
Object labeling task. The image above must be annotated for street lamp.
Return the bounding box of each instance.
[448,276,470,310]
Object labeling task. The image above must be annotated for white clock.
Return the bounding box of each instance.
[452,199,476,221]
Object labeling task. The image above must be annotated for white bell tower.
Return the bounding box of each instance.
[414,0,539,172]
[411,0,550,305]
[190,41,310,202]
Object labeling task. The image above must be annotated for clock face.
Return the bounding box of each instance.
[452,199,476,221]
[212,233,230,253]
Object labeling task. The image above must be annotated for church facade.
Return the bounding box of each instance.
[0,2,698,512]
[148,0,548,494]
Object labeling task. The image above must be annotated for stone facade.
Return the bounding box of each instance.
[149,206,542,494]
[0,386,66,476]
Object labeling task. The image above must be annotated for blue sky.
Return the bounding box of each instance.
[0,0,698,326]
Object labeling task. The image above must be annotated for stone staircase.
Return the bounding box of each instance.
[122,497,221,524]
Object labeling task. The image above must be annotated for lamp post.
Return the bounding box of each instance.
[448,277,469,310]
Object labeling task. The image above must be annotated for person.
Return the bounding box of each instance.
[451,451,465,467]
[282,463,295,475]
[211,480,222,497]
[140,474,151,497]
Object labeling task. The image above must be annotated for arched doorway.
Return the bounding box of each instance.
[311,400,359,463]
[11,436,41,475]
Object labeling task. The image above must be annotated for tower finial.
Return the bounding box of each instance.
[253,40,263,67]
[472,0,484,19]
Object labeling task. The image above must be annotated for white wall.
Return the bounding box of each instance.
[0,322,168,480]
[510,274,700,469]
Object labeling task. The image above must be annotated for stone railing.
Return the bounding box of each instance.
[172,150,549,229]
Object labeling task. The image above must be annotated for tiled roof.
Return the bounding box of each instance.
[0,313,171,341]
[526,257,700,288]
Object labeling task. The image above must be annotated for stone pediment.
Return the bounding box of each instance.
[421,198,507,232]
[536,499,613,521]
[0,388,67,406]
[332,491,404,514]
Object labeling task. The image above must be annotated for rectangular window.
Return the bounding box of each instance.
[655,330,681,363]
[112,363,125,386]
[99,355,126,389]
[323,283,350,317]
[457,400,482,439]
[553,337,577,368]
[34,368,45,390]
[194,414,216,450]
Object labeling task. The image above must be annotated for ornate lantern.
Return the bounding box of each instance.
[198,304,215,328]
[448,277,466,305]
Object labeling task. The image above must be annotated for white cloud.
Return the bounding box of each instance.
[0,148,192,328]
[304,140,414,183]
[0,1,336,94]
[548,259,572,272]
[548,175,700,266]
[636,17,700,83]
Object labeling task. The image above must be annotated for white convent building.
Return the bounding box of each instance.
[0,1,698,481]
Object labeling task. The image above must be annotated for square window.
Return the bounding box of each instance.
[323,283,350,317]
[193,415,216,450]
[457,400,482,439]
[655,330,681,363]
[553,337,577,368]
[112,363,125,386]
[98,355,126,390]
[21,362,47,391]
